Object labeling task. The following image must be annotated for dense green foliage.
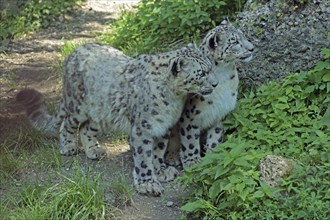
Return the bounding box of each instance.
[99,0,246,56]
[180,49,330,219]
[0,0,82,46]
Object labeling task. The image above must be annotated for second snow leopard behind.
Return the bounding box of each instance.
[165,20,254,168]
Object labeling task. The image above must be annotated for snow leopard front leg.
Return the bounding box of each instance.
[130,124,164,196]
[204,120,225,153]
[179,114,202,169]
[79,121,107,159]
[153,131,179,182]
[59,115,79,156]
[164,125,182,167]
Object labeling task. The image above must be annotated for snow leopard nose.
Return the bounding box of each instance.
[207,72,219,88]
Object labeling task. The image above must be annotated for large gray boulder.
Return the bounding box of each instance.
[236,0,329,88]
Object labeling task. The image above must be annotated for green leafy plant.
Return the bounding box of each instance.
[181,140,269,217]
[228,48,330,163]
[99,0,246,56]
[180,48,330,219]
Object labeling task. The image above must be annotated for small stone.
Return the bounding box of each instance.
[58,14,64,23]
[260,155,295,187]
[166,201,174,207]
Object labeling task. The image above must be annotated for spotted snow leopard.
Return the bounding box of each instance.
[17,43,218,196]
[164,20,254,168]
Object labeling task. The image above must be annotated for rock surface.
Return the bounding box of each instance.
[236,0,330,88]
[260,155,294,187]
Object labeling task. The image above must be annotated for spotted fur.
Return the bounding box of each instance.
[16,43,217,196]
[165,20,254,168]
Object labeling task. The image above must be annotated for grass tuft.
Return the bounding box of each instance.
[111,172,135,208]
[0,125,57,181]
[5,162,110,220]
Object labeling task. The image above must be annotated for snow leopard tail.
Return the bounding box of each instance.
[16,88,65,137]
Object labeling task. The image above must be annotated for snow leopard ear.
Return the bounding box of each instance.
[208,32,218,50]
[170,56,187,77]
[221,17,229,25]
[186,41,198,49]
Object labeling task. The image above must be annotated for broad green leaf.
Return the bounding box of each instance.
[260,181,273,197]
[315,130,327,138]
[222,182,235,190]
[181,200,207,212]
[322,72,330,82]
[278,96,288,103]
[239,188,249,201]
[252,190,264,198]
[236,183,245,192]
[293,85,302,91]
[243,177,258,185]
[218,200,236,209]
[321,108,330,129]
[223,155,234,168]
[230,143,245,157]
[321,48,330,58]
[199,155,216,167]
[305,85,315,93]
[274,103,289,110]
[229,175,242,184]
[314,61,330,71]
[234,157,251,167]
[209,180,222,199]
[285,87,293,95]
[215,167,230,179]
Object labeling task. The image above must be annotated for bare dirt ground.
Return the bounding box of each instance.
[0,1,187,219]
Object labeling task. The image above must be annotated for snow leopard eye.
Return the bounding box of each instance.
[229,36,237,43]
